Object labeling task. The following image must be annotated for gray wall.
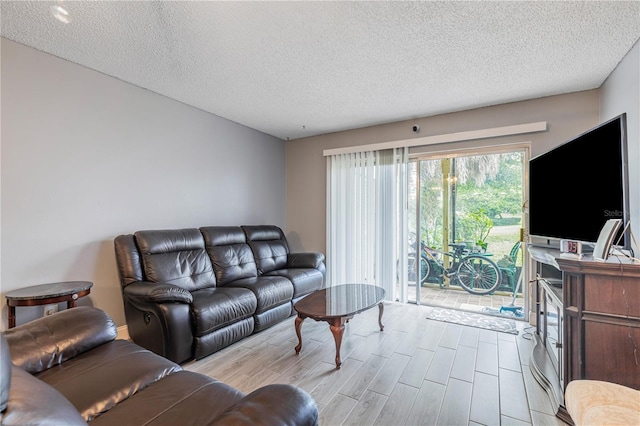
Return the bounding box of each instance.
[600,40,640,245]
[286,90,601,254]
[1,39,286,328]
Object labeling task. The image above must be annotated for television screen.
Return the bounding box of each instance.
[529,113,629,249]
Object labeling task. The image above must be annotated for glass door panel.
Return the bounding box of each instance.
[406,150,525,308]
[407,160,418,302]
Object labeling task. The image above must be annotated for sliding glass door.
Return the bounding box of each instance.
[407,159,446,303]
[407,149,526,310]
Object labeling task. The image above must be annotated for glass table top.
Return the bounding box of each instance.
[294,284,385,318]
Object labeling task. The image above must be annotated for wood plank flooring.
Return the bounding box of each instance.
[184,302,568,426]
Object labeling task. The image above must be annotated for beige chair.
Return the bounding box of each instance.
[565,380,640,425]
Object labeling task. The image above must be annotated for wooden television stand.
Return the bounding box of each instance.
[528,245,640,423]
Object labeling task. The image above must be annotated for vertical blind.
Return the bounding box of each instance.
[326,147,408,302]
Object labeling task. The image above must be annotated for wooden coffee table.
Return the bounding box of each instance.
[294,284,385,369]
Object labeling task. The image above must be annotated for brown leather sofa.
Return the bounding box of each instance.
[114,225,325,364]
[1,307,319,425]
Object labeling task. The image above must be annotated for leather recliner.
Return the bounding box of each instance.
[1,307,319,425]
[114,225,325,363]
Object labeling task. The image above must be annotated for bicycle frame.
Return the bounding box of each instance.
[421,244,468,274]
[413,242,502,295]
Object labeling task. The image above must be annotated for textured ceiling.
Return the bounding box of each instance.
[2,1,639,140]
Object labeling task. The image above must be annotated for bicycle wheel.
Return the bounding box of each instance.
[419,254,430,284]
[455,254,502,295]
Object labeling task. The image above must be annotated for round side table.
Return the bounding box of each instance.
[5,281,93,328]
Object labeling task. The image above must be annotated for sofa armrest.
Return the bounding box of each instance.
[565,380,640,426]
[3,307,116,374]
[122,284,194,364]
[123,281,193,304]
[211,384,318,426]
[288,252,325,270]
[1,335,10,412]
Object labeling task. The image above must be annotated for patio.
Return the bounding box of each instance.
[408,282,526,319]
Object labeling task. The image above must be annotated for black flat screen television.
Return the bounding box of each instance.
[529,113,630,249]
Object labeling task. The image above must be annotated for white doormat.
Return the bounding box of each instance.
[427,307,519,335]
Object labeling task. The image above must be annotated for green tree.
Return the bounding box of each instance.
[418,159,444,248]
[456,153,523,221]
[457,209,493,249]
[412,152,523,255]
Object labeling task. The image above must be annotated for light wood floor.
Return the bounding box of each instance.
[184,302,568,426]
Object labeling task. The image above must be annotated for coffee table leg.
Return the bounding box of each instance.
[294,315,305,355]
[329,323,345,369]
[378,302,384,331]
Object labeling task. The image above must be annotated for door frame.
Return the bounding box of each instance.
[406,143,531,320]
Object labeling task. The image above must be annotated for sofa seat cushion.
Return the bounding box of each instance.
[194,318,254,360]
[226,276,294,314]
[266,268,324,298]
[89,370,244,426]
[191,287,257,337]
[35,339,181,422]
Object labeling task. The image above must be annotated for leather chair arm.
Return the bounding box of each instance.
[123,281,193,305]
[1,335,10,412]
[211,384,318,426]
[3,307,117,374]
[122,286,194,364]
[288,252,325,270]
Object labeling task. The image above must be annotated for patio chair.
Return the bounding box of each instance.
[497,241,522,292]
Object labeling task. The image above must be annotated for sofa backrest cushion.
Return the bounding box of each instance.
[3,307,117,375]
[200,226,258,285]
[114,234,145,287]
[135,229,216,291]
[242,226,289,274]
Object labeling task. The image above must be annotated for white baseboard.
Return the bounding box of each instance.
[117,324,130,341]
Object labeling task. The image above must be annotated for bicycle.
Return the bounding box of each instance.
[409,241,502,295]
